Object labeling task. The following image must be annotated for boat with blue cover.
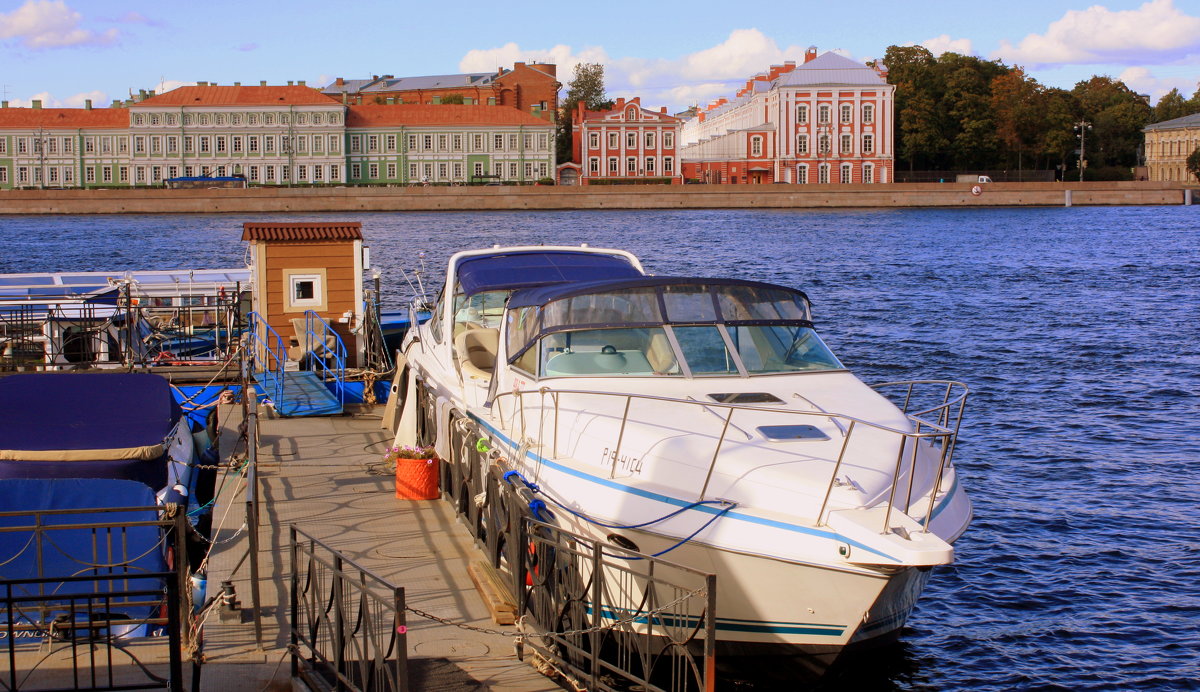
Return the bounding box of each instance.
[393,245,972,676]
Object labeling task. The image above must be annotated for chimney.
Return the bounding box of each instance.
[342,93,348,105]
[260,80,267,86]
[298,80,306,86]
[336,77,344,87]
[1,101,8,108]
[197,81,207,87]
[234,81,241,86]
[149,90,155,97]
[660,106,667,113]
[515,62,525,68]
[32,99,42,109]
[805,46,818,63]
[85,99,92,110]
[287,80,294,86]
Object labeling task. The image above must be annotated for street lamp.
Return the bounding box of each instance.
[1074,120,1092,182]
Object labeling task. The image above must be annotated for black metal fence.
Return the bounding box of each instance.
[289,526,408,692]
[0,505,190,691]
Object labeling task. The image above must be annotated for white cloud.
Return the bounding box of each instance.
[457,32,870,112]
[459,42,609,80]
[0,0,118,49]
[8,89,105,107]
[1118,66,1199,102]
[992,0,1200,66]
[154,80,195,94]
[920,34,974,57]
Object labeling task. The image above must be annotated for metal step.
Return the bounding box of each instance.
[254,370,343,417]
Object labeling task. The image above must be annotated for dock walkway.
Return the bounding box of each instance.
[200,403,562,691]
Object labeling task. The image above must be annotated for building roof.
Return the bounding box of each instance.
[775,52,888,87]
[137,85,340,107]
[0,107,129,129]
[324,72,499,95]
[1143,112,1200,132]
[241,222,363,242]
[345,104,552,127]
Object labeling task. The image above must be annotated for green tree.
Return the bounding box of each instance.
[1072,76,1151,169]
[991,68,1043,172]
[556,63,612,164]
[1187,146,1200,183]
[440,93,464,105]
[1036,87,1081,174]
[1152,88,1191,122]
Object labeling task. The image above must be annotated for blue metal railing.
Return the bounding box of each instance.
[303,310,346,406]
[246,311,287,404]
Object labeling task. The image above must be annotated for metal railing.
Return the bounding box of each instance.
[289,526,408,692]
[0,505,191,691]
[489,380,967,533]
[515,515,717,692]
[303,309,347,406]
[245,311,286,403]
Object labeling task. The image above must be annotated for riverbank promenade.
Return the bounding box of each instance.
[0,181,1193,215]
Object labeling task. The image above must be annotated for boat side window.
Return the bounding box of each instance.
[729,324,843,373]
[540,327,677,377]
[453,290,508,336]
[717,285,811,322]
[427,289,445,344]
[662,285,717,322]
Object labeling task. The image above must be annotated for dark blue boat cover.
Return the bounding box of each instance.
[0,373,180,488]
[456,251,643,295]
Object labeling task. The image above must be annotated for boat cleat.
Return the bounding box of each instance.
[826,506,954,567]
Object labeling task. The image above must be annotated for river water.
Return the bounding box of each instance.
[2,207,1198,690]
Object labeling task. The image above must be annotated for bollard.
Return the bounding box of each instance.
[1065,189,1073,207]
[1185,189,1193,206]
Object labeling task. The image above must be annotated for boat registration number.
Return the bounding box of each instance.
[602,447,643,475]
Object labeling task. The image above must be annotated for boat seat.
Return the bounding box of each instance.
[455,328,499,382]
[646,332,680,374]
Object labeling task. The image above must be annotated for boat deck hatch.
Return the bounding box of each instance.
[757,424,830,441]
[708,392,784,405]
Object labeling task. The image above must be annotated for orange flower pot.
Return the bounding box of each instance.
[395,458,439,500]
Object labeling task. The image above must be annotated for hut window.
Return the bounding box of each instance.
[286,272,325,310]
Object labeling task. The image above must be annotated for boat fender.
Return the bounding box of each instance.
[503,469,539,493]
[476,437,491,454]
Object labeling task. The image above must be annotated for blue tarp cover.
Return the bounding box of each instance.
[0,374,180,488]
[455,251,642,296]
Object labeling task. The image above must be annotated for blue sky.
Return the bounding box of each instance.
[1,0,1198,112]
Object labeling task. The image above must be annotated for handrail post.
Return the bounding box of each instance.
[882,439,906,533]
[610,395,633,478]
[698,407,735,501]
[816,420,855,526]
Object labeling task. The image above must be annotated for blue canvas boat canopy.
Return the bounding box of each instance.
[455,251,643,296]
[0,373,181,489]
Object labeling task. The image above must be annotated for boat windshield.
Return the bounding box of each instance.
[507,282,844,377]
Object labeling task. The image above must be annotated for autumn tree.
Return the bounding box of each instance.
[1072,76,1151,171]
[556,63,612,164]
[991,68,1043,173]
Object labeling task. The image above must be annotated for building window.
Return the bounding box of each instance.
[118,137,128,153]
[589,157,600,174]
[249,136,259,152]
[493,134,503,150]
[626,133,637,149]
[249,166,259,181]
[797,165,808,184]
[265,166,275,181]
[17,167,28,183]
[183,136,195,153]
[664,157,673,173]
[818,164,829,184]
[83,138,93,154]
[508,134,518,150]
[48,167,58,184]
[863,134,874,154]
[473,162,483,177]
[472,134,483,151]
[329,135,339,153]
[751,136,763,156]
[135,114,145,125]
[232,137,243,153]
[424,163,434,179]
[216,137,227,153]
[664,133,674,148]
[608,157,618,173]
[841,104,852,124]
[351,164,361,178]
[453,134,463,151]
[627,157,636,173]
[167,136,178,153]
[608,132,618,148]
[134,137,146,153]
[369,135,379,152]
[298,165,308,181]
[200,137,210,153]
[150,137,161,154]
[863,164,874,183]
[369,163,379,178]
[589,132,599,149]
[350,136,362,153]
[295,136,306,153]
[439,135,449,151]
[387,163,396,178]
[538,133,548,150]
[840,164,852,183]
[330,164,339,180]
[119,167,128,182]
[313,166,323,181]
[508,162,517,178]
[818,105,830,124]
[645,157,655,173]
[106,167,115,183]
[312,136,322,153]
[645,132,655,149]
[863,104,874,124]
[386,135,396,152]
[797,134,809,154]
[818,134,830,155]
[524,162,533,178]
[414,163,423,179]
[86,167,95,183]
[287,272,324,310]
[453,162,463,179]
[841,134,852,154]
[167,166,178,180]
[264,136,274,153]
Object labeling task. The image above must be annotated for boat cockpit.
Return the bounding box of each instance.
[504,277,845,379]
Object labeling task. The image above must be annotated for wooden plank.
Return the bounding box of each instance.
[468,561,517,625]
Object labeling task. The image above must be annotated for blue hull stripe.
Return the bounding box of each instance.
[587,605,847,637]
[468,413,966,564]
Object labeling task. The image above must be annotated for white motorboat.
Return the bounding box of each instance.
[393,245,971,675]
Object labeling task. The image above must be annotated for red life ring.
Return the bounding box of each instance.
[970,185,983,196]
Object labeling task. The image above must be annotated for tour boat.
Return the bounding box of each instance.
[394,245,971,674]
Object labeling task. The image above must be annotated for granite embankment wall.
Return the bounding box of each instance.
[0,181,1193,215]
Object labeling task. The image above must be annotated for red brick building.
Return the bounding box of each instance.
[681,49,894,184]
[557,97,683,185]
[322,63,558,122]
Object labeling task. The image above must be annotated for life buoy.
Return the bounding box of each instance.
[970,185,983,196]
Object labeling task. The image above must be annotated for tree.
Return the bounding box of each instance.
[1188,146,1200,183]
[1152,88,1191,123]
[440,93,464,105]
[556,63,612,164]
[991,68,1043,172]
[1072,76,1151,169]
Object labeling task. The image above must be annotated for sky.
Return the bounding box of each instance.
[1,0,1198,113]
